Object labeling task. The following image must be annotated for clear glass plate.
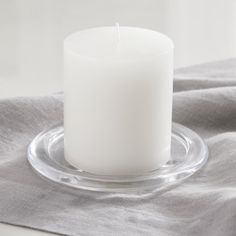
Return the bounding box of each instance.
[27,123,208,192]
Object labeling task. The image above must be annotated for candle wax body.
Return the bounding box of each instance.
[64,27,173,175]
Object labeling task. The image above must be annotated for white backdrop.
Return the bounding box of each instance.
[0,0,236,97]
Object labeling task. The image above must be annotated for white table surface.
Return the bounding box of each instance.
[0,223,58,236]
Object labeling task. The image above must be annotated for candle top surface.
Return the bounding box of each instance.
[64,26,173,60]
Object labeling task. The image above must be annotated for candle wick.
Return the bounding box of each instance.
[115,22,121,42]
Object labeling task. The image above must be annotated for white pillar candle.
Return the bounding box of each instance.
[64,26,173,175]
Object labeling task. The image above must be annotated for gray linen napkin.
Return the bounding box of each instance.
[0,58,236,236]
